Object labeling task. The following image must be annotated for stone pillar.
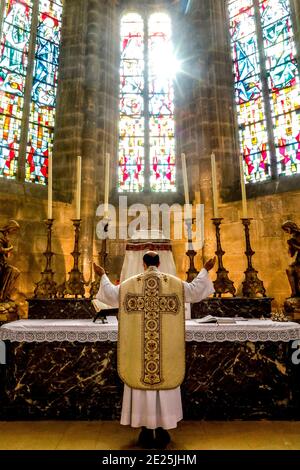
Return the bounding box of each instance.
[53,0,86,202]
[54,0,119,283]
[176,0,240,263]
[80,0,102,280]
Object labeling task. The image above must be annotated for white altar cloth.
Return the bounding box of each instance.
[1,318,300,343]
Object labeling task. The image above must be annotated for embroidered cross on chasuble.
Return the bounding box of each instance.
[118,267,185,390]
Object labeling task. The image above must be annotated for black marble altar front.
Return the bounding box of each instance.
[1,339,299,420]
[28,299,95,319]
[191,297,273,319]
[28,297,273,321]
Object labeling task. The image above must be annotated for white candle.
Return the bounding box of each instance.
[104,152,110,218]
[239,154,248,218]
[211,152,219,218]
[181,153,189,206]
[76,155,81,219]
[47,155,52,219]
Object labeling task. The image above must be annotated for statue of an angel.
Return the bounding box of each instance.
[0,220,20,301]
[282,221,300,298]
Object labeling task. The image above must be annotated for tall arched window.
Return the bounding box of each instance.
[119,12,177,193]
[0,0,63,184]
[228,0,300,183]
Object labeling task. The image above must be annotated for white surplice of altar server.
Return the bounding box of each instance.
[95,244,215,448]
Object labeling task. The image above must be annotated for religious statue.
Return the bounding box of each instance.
[282,221,300,320]
[282,221,300,297]
[0,220,20,301]
[0,220,20,323]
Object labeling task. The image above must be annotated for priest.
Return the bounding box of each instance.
[94,251,215,449]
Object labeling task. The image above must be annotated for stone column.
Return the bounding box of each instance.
[80,0,102,280]
[54,0,119,283]
[176,0,240,260]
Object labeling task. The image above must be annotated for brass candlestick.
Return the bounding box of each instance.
[241,218,266,297]
[90,220,110,298]
[58,219,85,298]
[185,218,199,282]
[34,219,57,299]
[212,218,236,297]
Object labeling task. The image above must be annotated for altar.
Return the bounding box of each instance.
[1,318,300,421]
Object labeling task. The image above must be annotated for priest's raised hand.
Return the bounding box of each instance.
[93,262,105,277]
[204,256,216,272]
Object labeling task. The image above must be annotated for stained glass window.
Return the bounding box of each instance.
[0,0,63,183]
[228,0,300,182]
[0,0,33,179]
[26,0,63,183]
[119,12,177,193]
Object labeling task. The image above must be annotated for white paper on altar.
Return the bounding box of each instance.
[120,229,191,319]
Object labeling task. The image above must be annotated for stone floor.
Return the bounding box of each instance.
[0,421,299,450]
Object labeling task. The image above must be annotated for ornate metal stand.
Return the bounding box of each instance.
[241,218,266,297]
[34,219,57,299]
[185,219,199,282]
[212,218,236,297]
[90,220,110,298]
[58,219,85,298]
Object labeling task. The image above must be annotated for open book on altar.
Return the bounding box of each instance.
[91,299,119,323]
[91,299,117,313]
[196,315,248,324]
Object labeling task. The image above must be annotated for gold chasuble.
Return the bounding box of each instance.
[118,267,185,390]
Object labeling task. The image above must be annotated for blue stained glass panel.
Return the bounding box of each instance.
[260,0,300,176]
[231,34,258,62]
[234,53,261,84]
[26,0,63,184]
[262,14,294,48]
[259,0,290,27]
[235,74,262,104]
[0,0,33,178]
[229,0,271,182]
[265,38,297,71]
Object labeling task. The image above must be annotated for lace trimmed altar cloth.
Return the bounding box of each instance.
[1,318,300,343]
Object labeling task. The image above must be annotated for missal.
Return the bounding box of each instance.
[91,299,118,323]
[196,315,247,324]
